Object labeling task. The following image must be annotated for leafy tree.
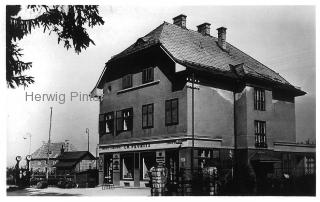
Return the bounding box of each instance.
[6,5,104,88]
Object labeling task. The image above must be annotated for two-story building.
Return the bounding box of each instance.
[92,14,315,189]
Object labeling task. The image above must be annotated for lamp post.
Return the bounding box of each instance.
[23,133,32,155]
[46,107,53,181]
[86,128,89,152]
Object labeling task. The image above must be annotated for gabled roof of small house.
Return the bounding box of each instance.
[53,161,77,168]
[99,21,304,95]
[57,151,95,161]
[31,142,76,160]
[54,151,95,169]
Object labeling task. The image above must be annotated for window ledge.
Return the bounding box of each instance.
[117,80,160,94]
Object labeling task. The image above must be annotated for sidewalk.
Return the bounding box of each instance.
[7,186,151,196]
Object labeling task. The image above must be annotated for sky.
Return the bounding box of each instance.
[6,5,316,166]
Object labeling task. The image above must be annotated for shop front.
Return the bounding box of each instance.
[98,137,223,187]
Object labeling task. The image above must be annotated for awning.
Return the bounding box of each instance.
[250,152,281,163]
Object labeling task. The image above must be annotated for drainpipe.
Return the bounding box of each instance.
[233,92,238,181]
[191,72,195,175]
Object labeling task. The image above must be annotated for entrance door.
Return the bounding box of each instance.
[166,150,179,184]
[104,155,113,183]
[252,162,274,195]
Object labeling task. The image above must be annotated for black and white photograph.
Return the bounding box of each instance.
[2,0,317,198]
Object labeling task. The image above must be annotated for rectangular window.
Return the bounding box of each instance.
[105,112,114,135]
[142,104,154,128]
[142,67,154,84]
[99,112,114,136]
[254,88,266,111]
[254,120,267,148]
[165,98,179,126]
[122,74,133,89]
[116,108,133,134]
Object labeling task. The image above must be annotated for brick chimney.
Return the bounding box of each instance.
[197,23,211,36]
[173,14,187,28]
[217,27,227,50]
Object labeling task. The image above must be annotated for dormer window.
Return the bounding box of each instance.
[142,67,154,84]
[122,74,132,89]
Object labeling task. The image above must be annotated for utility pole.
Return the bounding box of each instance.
[86,128,89,152]
[46,107,53,181]
[186,73,200,176]
[191,72,195,174]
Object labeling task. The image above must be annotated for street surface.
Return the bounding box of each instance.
[7,186,151,196]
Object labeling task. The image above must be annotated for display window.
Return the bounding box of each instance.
[121,154,134,180]
[198,149,220,169]
[140,152,156,180]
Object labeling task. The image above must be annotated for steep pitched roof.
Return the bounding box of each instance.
[31,142,77,159]
[108,22,303,93]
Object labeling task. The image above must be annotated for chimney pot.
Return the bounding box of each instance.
[197,23,211,36]
[173,14,187,28]
[217,27,227,50]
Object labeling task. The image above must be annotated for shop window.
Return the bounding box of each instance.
[122,74,132,89]
[254,120,267,148]
[254,88,265,111]
[116,108,133,134]
[142,67,154,84]
[305,157,315,175]
[122,154,134,180]
[165,98,179,126]
[140,152,156,180]
[198,149,220,169]
[142,104,154,128]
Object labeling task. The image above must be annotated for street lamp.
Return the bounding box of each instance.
[23,133,32,155]
[86,128,89,152]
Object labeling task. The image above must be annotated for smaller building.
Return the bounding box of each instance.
[54,151,98,187]
[54,151,96,174]
[30,141,76,175]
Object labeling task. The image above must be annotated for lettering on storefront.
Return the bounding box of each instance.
[101,143,152,152]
